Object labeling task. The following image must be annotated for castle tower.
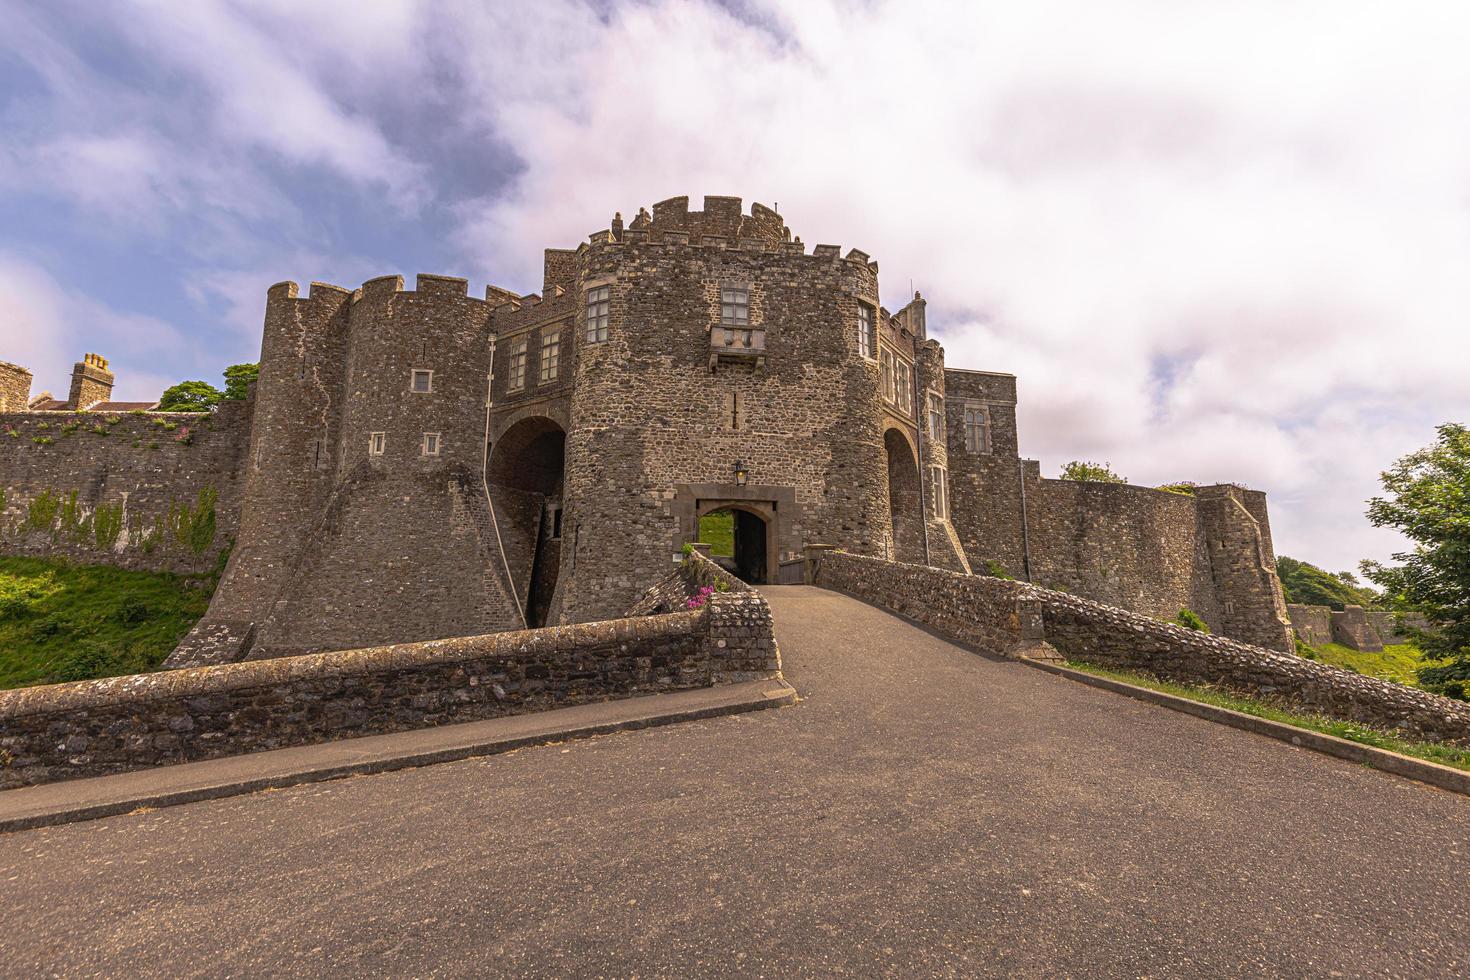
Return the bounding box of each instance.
[67,353,114,409]
[545,196,899,623]
[0,360,32,412]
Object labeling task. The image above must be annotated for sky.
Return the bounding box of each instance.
[1,0,1466,574]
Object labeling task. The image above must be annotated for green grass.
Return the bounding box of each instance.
[0,556,213,689]
[1303,641,1427,688]
[1067,661,1470,773]
[698,510,735,558]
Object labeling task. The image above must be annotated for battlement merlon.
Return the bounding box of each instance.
[614,195,794,246]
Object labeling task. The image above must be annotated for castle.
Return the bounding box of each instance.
[0,195,1294,664]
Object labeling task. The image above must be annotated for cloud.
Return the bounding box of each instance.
[2,0,1467,572]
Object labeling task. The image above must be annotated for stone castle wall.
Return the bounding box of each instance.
[0,402,251,573]
[811,550,1470,745]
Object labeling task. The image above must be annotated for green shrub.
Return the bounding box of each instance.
[51,641,115,683]
[1157,482,1198,495]
[115,596,149,625]
[982,559,1015,580]
[1175,608,1210,632]
[169,487,218,558]
[1060,460,1126,484]
[31,435,53,446]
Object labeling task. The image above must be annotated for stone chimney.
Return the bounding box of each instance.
[67,353,115,410]
[0,360,33,412]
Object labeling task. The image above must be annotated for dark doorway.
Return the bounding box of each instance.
[487,416,566,626]
[699,506,770,584]
[884,427,924,564]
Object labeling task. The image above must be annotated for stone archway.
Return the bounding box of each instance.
[883,427,924,564]
[697,500,776,584]
[487,416,566,626]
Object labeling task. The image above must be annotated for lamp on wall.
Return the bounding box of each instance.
[734,460,749,487]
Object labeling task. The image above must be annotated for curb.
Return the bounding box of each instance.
[0,678,798,833]
[1021,659,1470,796]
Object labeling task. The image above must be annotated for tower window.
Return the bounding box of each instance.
[720,287,749,326]
[964,405,991,454]
[928,392,945,441]
[410,369,432,393]
[368,432,386,456]
[508,340,528,390]
[422,432,440,456]
[857,302,876,360]
[930,465,949,519]
[540,331,560,383]
[586,285,610,342]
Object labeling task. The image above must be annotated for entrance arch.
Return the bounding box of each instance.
[697,501,775,584]
[883,427,924,564]
[488,416,566,626]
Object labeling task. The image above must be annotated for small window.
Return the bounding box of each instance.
[586,285,610,343]
[880,349,896,403]
[540,331,560,383]
[422,432,440,456]
[857,302,876,359]
[928,392,944,440]
[368,432,386,456]
[894,357,914,412]
[964,406,991,454]
[548,503,563,539]
[720,287,749,326]
[410,369,432,393]
[508,340,528,390]
[931,465,949,519]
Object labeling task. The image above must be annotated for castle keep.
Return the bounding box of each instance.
[0,195,1293,663]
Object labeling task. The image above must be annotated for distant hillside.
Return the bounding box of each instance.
[1276,556,1379,610]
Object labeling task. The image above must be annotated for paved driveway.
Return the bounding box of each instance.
[3,586,1468,977]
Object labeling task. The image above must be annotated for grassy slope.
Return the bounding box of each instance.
[698,510,736,558]
[1305,642,1426,688]
[1067,661,1470,773]
[0,556,212,689]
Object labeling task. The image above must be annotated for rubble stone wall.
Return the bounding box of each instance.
[0,590,780,789]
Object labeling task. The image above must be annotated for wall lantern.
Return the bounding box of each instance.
[734,460,749,487]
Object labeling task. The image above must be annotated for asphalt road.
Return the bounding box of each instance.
[3,586,1469,978]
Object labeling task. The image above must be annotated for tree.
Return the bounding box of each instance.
[157,380,222,413]
[1360,423,1470,699]
[1059,460,1127,484]
[222,363,259,401]
[1276,556,1379,610]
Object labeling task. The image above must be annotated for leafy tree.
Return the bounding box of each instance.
[1359,423,1470,699]
[1276,556,1379,610]
[1059,460,1127,484]
[157,380,222,413]
[222,362,259,400]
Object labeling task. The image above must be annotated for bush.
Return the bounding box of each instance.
[982,559,1015,580]
[1060,460,1127,484]
[1175,608,1210,632]
[116,596,149,625]
[51,642,116,684]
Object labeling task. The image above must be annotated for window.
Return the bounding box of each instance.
[548,503,562,539]
[540,331,560,383]
[585,285,610,342]
[410,369,432,393]
[720,287,749,326]
[880,349,896,403]
[964,405,990,454]
[895,357,913,412]
[927,392,945,440]
[857,302,876,359]
[422,432,440,456]
[508,340,528,390]
[368,432,386,456]
[931,466,949,519]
